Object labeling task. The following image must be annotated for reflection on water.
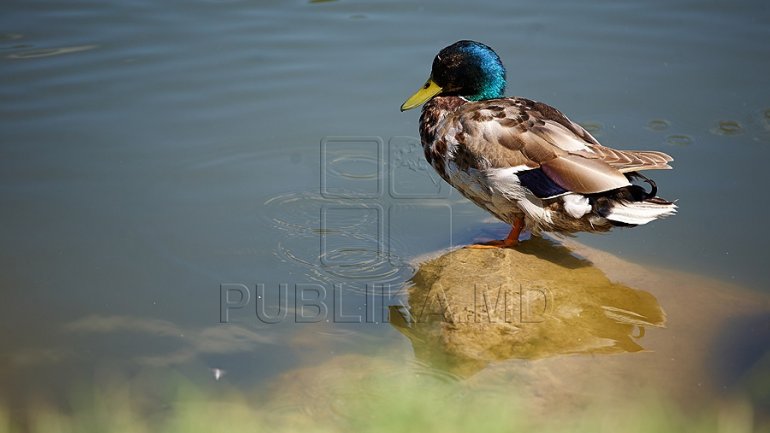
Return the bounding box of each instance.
[391,238,665,377]
[7,314,277,370]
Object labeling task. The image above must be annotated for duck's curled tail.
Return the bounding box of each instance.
[591,173,677,227]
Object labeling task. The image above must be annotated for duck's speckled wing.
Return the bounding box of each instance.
[442,97,673,194]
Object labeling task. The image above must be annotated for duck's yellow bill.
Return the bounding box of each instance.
[400,79,443,111]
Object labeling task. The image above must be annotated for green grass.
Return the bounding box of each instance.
[0,373,764,433]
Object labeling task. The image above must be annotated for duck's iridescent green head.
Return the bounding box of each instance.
[401,40,507,111]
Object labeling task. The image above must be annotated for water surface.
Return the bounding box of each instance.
[1,0,769,427]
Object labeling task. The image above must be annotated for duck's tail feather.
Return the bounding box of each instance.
[604,199,677,226]
[590,172,677,226]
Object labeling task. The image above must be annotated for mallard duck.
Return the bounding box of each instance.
[401,40,676,248]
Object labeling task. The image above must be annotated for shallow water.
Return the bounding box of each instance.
[1,0,770,427]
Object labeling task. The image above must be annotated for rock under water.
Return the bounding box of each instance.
[391,237,666,377]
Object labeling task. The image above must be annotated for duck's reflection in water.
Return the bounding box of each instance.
[390,237,665,378]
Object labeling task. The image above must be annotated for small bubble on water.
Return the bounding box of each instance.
[665,134,693,146]
[647,119,670,131]
[711,120,743,136]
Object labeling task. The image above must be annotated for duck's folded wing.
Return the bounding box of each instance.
[449,98,633,194]
[572,146,673,173]
[539,155,631,194]
[520,99,673,173]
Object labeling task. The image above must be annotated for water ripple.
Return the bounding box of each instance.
[320,247,403,282]
[665,134,693,146]
[327,155,379,180]
[265,192,414,289]
[711,120,743,136]
[7,44,98,59]
[647,119,671,131]
[0,33,23,43]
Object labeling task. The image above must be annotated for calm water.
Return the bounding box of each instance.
[2,0,770,424]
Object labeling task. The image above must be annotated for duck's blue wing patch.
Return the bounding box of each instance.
[517,168,569,198]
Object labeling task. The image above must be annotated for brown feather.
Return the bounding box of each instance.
[541,155,631,194]
[414,90,676,234]
[421,96,673,194]
[578,146,673,172]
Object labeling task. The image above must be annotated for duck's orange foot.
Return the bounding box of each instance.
[465,217,525,250]
[466,238,519,249]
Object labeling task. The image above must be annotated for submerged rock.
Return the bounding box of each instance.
[391,237,665,376]
[269,237,770,422]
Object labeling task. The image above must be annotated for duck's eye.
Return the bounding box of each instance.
[423,82,430,89]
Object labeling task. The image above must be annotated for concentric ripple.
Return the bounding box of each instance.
[326,155,379,180]
[264,192,414,290]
